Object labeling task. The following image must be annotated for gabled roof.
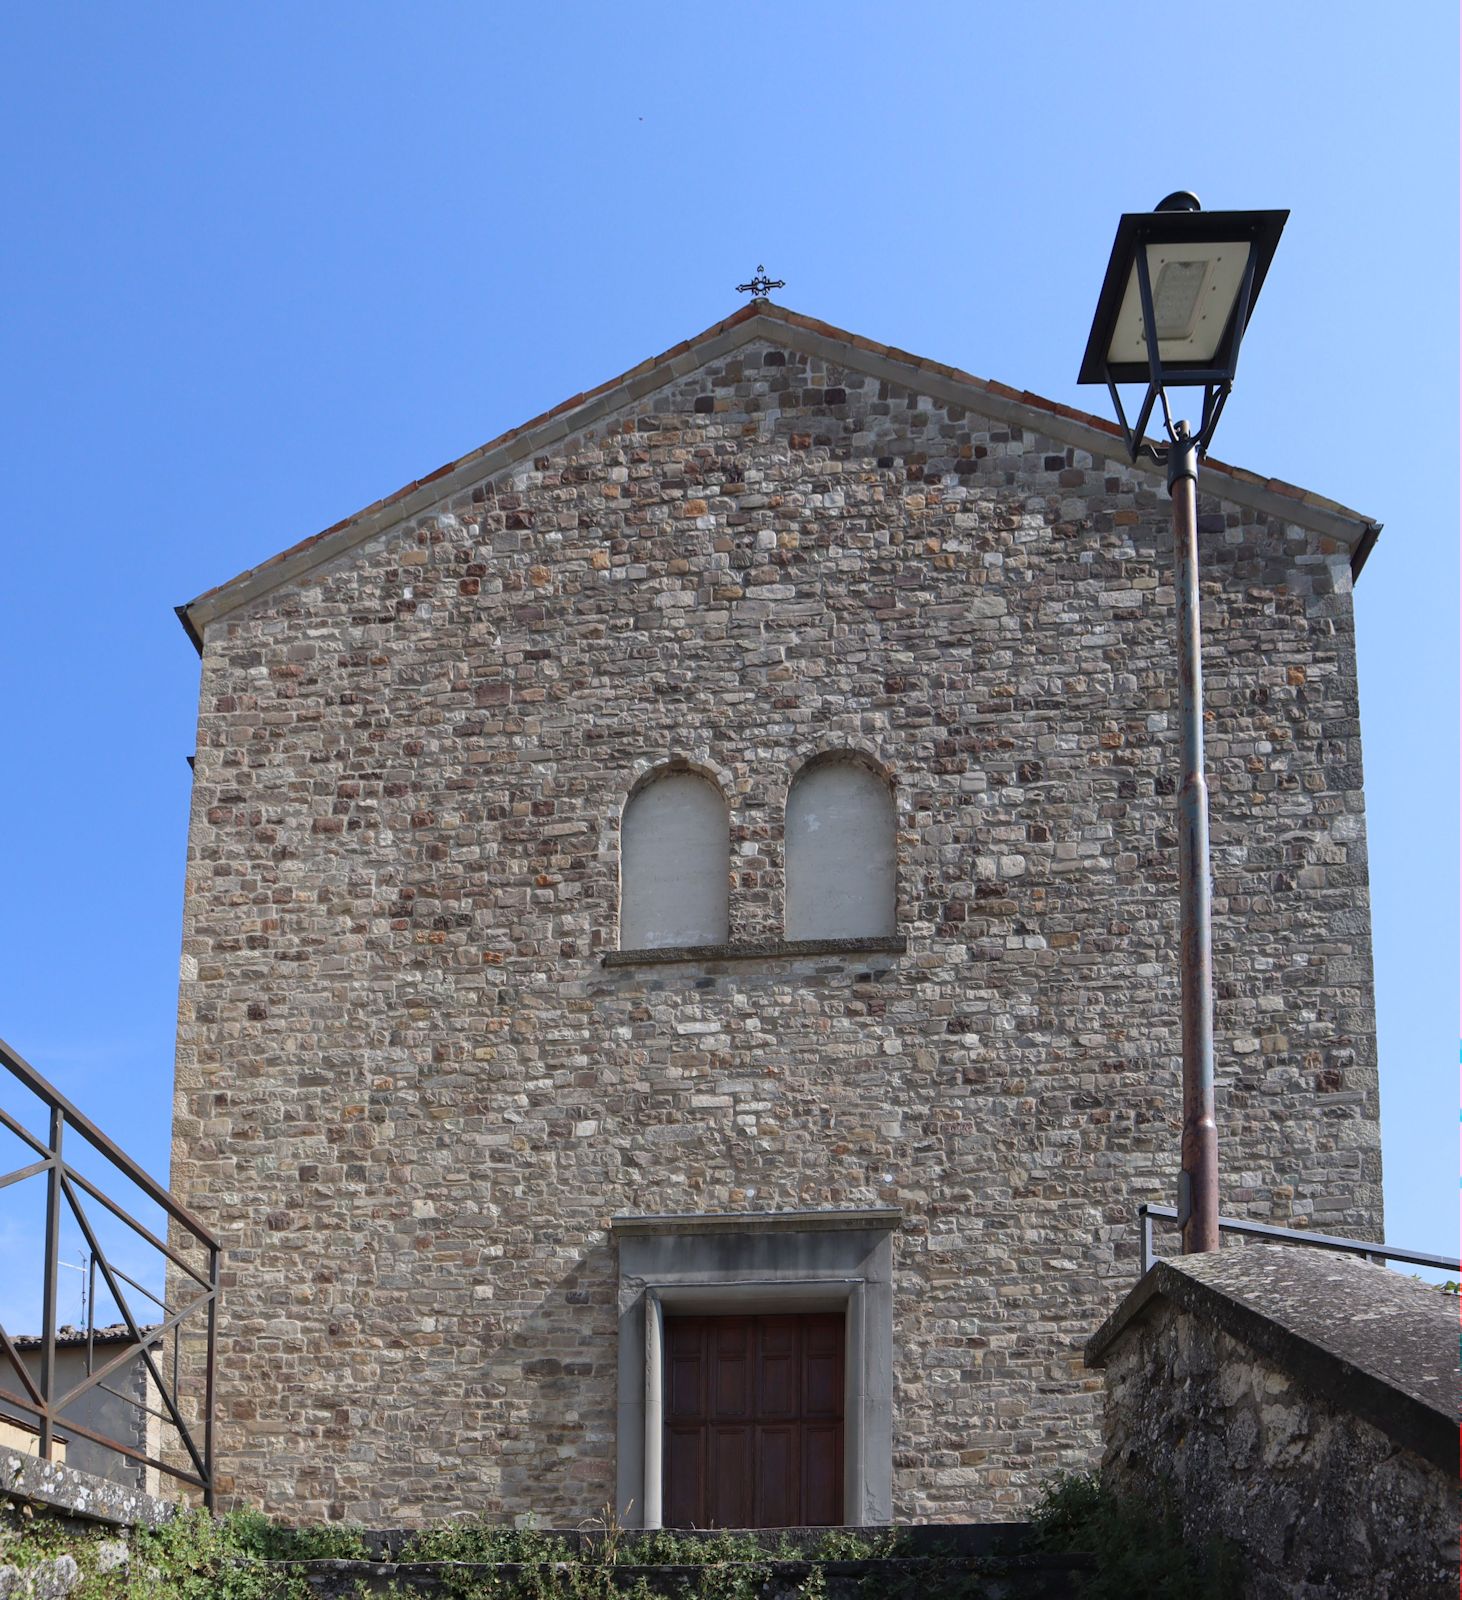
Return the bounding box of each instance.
[177,301,1382,653]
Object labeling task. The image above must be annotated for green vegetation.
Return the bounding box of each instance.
[1,1503,371,1598]
[393,1521,916,1600]
[1024,1472,1241,1600]
[400,1521,907,1566]
[0,1507,972,1600]
[16,1489,1269,1600]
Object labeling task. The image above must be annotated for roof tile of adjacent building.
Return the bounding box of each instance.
[177,301,1382,653]
[12,1322,162,1349]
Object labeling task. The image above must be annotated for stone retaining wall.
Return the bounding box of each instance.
[1087,1246,1458,1599]
[1,1453,179,1531]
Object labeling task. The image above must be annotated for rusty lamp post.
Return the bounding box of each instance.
[1079,193,1288,1255]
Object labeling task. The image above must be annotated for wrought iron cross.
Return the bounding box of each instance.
[735,264,785,303]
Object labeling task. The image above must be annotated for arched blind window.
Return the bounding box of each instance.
[785,758,896,941]
[620,769,730,949]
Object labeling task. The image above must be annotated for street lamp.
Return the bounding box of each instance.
[1079,193,1288,1256]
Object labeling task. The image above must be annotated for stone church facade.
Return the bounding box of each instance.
[170,302,1384,1526]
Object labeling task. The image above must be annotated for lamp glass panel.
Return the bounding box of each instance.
[1152,260,1209,339]
[1107,241,1253,369]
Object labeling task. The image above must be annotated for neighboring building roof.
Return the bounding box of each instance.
[176,301,1383,654]
[1086,1244,1458,1474]
[10,1322,161,1350]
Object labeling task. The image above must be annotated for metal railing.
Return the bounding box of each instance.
[1137,1202,1461,1279]
[0,1035,219,1506]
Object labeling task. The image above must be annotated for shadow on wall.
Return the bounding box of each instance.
[487,1243,621,1522]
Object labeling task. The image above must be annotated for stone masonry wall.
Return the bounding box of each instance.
[170,334,1382,1523]
[1099,1298,1457,1599]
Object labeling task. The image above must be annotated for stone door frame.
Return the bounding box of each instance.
[611,1209,899,1528]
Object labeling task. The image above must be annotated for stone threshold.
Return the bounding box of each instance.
[603,935,906,968]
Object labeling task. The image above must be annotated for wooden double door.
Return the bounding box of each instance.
[663,1312,845,1528]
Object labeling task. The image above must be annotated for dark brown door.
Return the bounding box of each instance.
[663,1312,844,1528]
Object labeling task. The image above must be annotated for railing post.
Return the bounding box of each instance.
[38,1106,64,1459]
[1139,1206,1154,1276]
[204,1245,219,1509]
[86,1252,96,1377]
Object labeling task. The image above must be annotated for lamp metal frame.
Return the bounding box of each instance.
[1079,206,1287,469]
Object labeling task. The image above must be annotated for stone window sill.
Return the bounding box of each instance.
[602,934,906,968]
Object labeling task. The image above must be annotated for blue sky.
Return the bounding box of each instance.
[1,2,1457,1325]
